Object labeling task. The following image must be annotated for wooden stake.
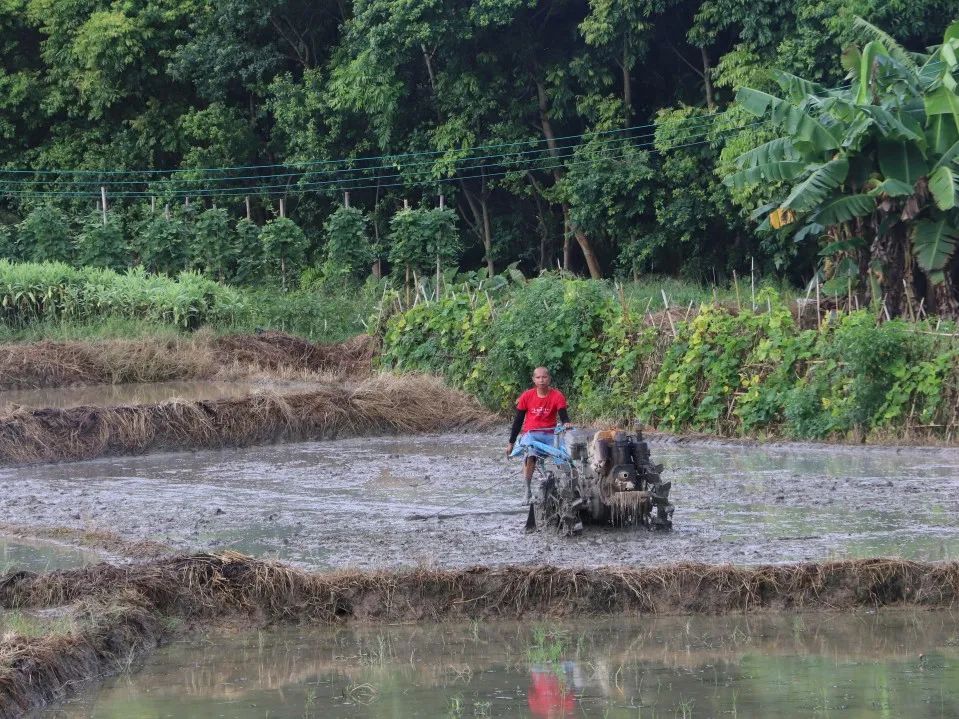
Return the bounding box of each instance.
[150,197,156,213]
[279,198,286,218]
[815,276,821,330]
[184,196,190,208]
[403,199,410,210]
[661,289,676,338]
[616,282,630,322]
[344,192,350,208]
[904,280,915,321]
[750,256,755,310]
[733,270,742,312]
[100,186,108,225]
[439,194,445,209]
[164,204,170,220]
[245,196,252,221]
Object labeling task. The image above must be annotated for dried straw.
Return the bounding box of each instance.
[0,374,498,465]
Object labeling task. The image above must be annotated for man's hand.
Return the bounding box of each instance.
[506,442,514,457]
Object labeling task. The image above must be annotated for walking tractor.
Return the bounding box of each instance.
[512,427,674,536]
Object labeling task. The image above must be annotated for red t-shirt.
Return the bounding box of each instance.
[517,388,567,432]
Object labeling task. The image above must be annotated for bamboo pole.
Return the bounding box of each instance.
[815,277,821,330]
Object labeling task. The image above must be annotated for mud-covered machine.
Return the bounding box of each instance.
[513,428,674,535]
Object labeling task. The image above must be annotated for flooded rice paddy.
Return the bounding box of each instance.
[44,610,959,718]
[0,380,312,412]
[0,536,100,573]
[2,432,958,569]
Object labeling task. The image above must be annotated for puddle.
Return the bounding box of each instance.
[0,380,312,412]
[45,610,959,718]
[0,536,100,573]
[3,434,959,569]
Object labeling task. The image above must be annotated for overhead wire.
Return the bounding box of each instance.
[0,112,749,192]
[0,80,861,201]
[0,118,770,200]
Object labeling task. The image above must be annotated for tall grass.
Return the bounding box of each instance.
[0,260,376,342]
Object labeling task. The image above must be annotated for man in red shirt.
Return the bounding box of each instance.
[507,366,571,502]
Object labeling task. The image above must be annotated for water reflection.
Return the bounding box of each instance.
[47,611,959,718]
[0,536,99,573]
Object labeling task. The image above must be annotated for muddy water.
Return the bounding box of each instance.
[2,433,958,569]
[0,380,309,412]
[45,611,959,718]
[0,537,100,573]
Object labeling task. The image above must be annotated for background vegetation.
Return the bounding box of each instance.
[382,275,959,441]
[1,0,957,307]
[0,260,376,341]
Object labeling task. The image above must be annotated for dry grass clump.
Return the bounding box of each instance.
[0,595,163,719]
[0,374,498,465]
[3,554,958,620]
[0,332,377,390]
[0,553,957,716]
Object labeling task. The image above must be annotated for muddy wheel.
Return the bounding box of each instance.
[588,493,610,525]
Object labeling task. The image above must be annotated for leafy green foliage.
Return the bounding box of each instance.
[260,217,309,290]
[77,214,128,271]
[382,276,959,439]
[0,258,374,341]
[725,22,959,314]
[135,215,189,276]
[388,207,461,275]
[321,205,373,282]
[16,205,74,264]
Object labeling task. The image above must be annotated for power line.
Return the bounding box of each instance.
[0,113,744,188]
[0,81,854,179]
[0,121,768,201]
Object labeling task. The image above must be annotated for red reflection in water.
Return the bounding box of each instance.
[528,666,576,718]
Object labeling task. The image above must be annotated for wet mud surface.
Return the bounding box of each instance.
[44,610,959,718]
[0,380,314,412]
[2,432,958,569]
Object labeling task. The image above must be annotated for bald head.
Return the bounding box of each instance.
[532,366,551,393]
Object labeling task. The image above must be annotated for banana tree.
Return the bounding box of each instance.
[724,19,959,317]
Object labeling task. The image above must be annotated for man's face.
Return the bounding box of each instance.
[533,369,551,391]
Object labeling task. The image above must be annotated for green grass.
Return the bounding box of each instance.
[621,274,800,313]
[0,317,185,343]
[0,610,76,638]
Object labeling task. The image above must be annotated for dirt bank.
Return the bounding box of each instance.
[0,375,497,465]
[1,552,957,717]
[0,331,377,390]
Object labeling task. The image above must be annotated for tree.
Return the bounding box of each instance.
[321,205,373,281]
[16,205,73,263]
[135,214,189,275]
[260,216,308,290]
[191,207,235,280]
[388,205,460,278]
[724,19,959,316]
[77,213,127,270]
[232,218,263,285]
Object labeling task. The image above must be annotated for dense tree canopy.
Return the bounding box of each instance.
[0,0,957,305]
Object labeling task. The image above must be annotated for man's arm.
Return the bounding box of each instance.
[558,407,570,426]
[508,409,526,444]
